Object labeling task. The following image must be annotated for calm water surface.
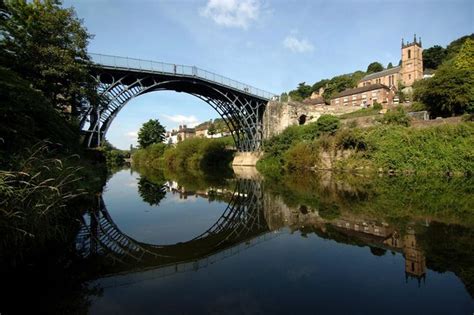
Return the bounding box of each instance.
[78,168,474,314]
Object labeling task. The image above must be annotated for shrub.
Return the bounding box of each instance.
[373,102,383,110]
[284,141,319,170]
[316,115,341,134]
[378,106,411,127]
[334,128,369,151]
[408,101,427,112]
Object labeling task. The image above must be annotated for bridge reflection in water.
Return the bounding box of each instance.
[76,176,430,287]
[76,179,277,282]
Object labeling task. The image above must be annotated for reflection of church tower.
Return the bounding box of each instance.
[400,34,423,87]
[403,228,426,284]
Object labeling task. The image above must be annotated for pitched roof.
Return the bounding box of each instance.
[360,66,401,81]
[333,83,390,99]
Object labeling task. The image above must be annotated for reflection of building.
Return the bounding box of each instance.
[403,229,426,280]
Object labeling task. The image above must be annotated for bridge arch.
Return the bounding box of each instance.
[76,179,269,271]
[81,54,274,152]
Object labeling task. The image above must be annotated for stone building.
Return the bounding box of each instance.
[358,35,423,88]
[330,83,393,107]
[176,125,195,142]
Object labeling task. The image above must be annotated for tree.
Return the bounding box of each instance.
[0,0,97,118]
[289,82,312,101]
[138,119,166,148]
[445,33,474,60]
[413,64,474,117]
[366,62,384,74]
[387,62,394,69]
[423,45,447,70]
[414,39,474,117]
[207,122,217,136]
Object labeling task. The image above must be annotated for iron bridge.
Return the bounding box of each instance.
[81,53,276,151]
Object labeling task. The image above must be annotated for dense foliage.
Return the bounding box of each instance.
[0,1,106,264]
[133,137,233,173]
[258,119,474,174]
[286,72,366,102]
[366,61,384,73]
[414,39,474,117]
[137,119,166,148]
[377,106,411,126]
[0,0,97,118]
[163,137,233,171]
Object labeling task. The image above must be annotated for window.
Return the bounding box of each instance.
[335,99,339,104]
[352,95,357,100]
[408,74,411,80]
[408,49,411,59]
[362,93,367,99]
[372,91,377,97]
[343,97,348,102]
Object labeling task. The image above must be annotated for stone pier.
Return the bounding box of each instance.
[232,152,263,166]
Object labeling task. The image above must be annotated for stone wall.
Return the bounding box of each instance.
[262,101,365,139]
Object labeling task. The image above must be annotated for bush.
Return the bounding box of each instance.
[333,128,369,151]
[162,138,233,171]
[378,106,411,127]
[284,141,319,170]
[316,115,341,134]
[408,101,427,112]
[373,102,383,110]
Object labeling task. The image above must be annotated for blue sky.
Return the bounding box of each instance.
[65,0,473,149]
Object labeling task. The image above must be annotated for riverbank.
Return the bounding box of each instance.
[257,114,474,176]
[132,136,234,171]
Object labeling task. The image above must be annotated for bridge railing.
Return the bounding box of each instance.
[89,53,275,100]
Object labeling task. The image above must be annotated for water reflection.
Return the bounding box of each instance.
[78,170,473,294]
[77,178,269,278]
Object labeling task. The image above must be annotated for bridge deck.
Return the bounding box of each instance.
[90,53,274,101]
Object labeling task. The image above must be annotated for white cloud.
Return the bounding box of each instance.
[200,0,261,29]
[162,114,199,127]
[283,35,314,53]
[125,131,138,139]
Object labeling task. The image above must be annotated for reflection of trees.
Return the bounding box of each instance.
[417,222,474,297]
[138,177,167,206]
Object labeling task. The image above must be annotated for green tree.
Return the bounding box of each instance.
[280,92,289,102]
[0,0,97,118]
[138,119,166,148]
[289,82,312,101]
[414,40,474,117]
[366,62,384,74]
[445,33,474,60]
[207,122,217,135]
[387,62,394,69]
[423,45,447,70]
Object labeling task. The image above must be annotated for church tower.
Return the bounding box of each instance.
[400,34,423,87]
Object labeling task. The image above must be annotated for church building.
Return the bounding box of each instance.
[330,35,424,108]
[359,35,423,88]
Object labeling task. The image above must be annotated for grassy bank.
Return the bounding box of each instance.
[0,67,107,266]
[257,113,474,175]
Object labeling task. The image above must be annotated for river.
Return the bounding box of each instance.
[4,166,473,314]
[78,167,473,314]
